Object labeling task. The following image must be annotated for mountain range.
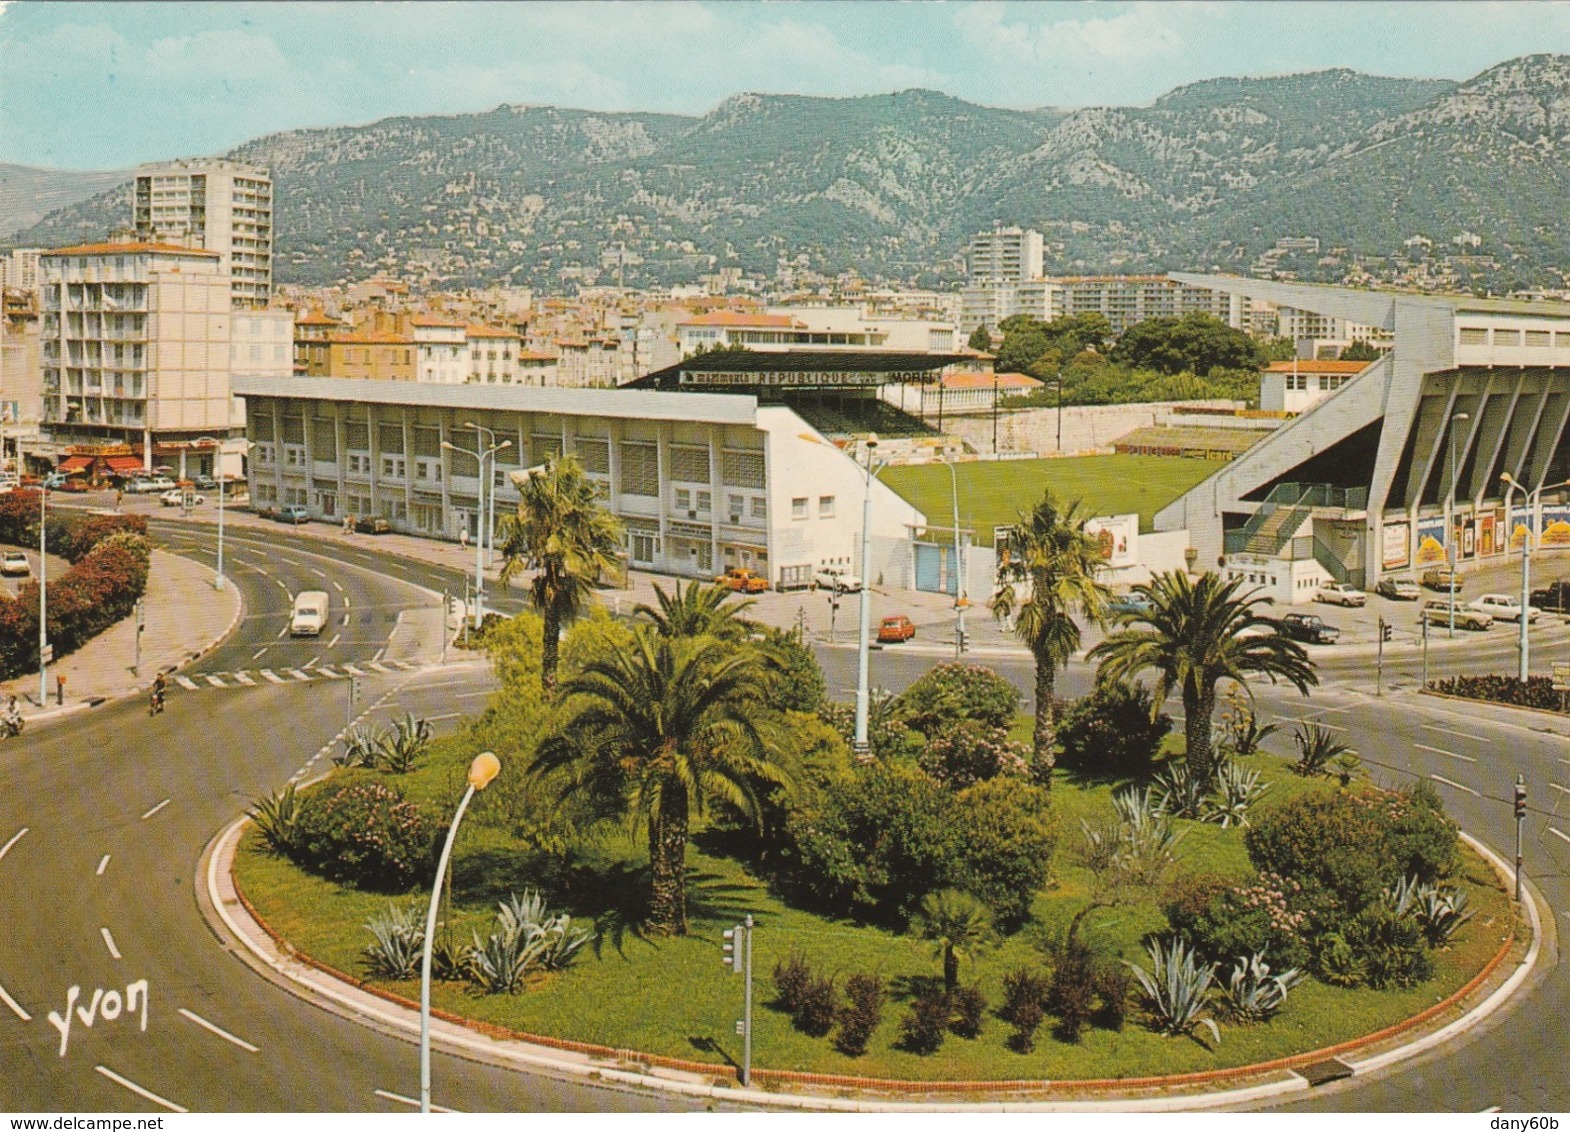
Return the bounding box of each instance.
[5,53,1567,290]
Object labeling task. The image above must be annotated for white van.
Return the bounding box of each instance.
[290,590,330,637]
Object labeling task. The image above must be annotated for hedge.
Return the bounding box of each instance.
[1429,674,1569,713]
[0,493,152,678]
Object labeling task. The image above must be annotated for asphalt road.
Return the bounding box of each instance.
[3,513,1565,1111]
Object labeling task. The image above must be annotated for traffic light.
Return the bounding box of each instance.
[722,925,743,973]
[1514,778,1527,820]
[1380,618,1392,642]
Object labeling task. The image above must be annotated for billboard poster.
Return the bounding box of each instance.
[1382,522,1410,570]
[1509,507,1535,549]
[1479,510,1499,557]
[1462,519,1476,558]
[1086,513,1138,568]
[1414,517,1447,566]
[1541,504,1570,549]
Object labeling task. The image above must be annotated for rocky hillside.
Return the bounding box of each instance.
[0,164,132,238]
[8,55,1567,289]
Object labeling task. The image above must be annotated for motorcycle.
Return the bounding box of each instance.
[0,712,22,739]
[148,685,166,716]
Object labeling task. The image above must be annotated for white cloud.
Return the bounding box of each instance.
[952,1,1219,67]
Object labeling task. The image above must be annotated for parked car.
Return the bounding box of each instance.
[1376,576,1422,601]
[41,472,67,489]
[1314,582,1367,607]
[1,551,30,577]
[353,515,392,534]
[1108,593,1155,617]
[1468,593,1537,624]
[159,489,205,507]
[1422,600,1492,631]
[276,504,311,525]
[129,475,177,494]
[876,615,916,643]
[251,504,279,521]
[1421,566,1461,591]
[813,568,862,593]
[1280,612,1341,644]
[190,473,219,491]
[715,567,769,593]
[1530,579,1570,613]
[56,477,91,493]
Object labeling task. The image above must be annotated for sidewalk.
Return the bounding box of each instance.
[1,548,242,723]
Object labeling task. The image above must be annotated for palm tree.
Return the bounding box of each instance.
[635,580,755,641]
[1089,571,1317,790]
[533,629,789,936]
[913,889,992,993]
[991,490,1111,784]
[496,456,623,692]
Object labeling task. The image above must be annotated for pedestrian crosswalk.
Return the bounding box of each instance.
[170,659,421,691]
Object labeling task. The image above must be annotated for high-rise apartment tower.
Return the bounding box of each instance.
[133,159,272,308]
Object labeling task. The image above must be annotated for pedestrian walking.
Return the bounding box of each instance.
[115,489,124,510]
[343,513,353,534]
[459,527,469,550]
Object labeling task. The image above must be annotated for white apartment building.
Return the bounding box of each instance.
[466,324,524,384]
[1258,359,1373,415]
[133,159,273,308]
[1274,306,1390,351]
[967,226,1044,283]
[959,275,1242,337]
[234,376,923,587]
[38,241,246,471]
[677,309,958,357]
[411,315,469,384]
[1,249,43,293]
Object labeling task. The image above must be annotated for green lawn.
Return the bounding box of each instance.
[235,740,1514,1085]
[881,455,1218,536]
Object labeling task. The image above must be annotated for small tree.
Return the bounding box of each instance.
[913,888,991,993]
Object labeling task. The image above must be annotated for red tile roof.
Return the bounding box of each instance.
[44,241,220,258]
[941,370,1042,391]
[411,314,465,327]
[465,323,518,339]
[680,311,803,328]
[295,309,341,326]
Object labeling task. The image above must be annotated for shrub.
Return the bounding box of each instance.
[1000,966,1050,1025]
[759,627,827,714]
[1346,904,1433,989]
[1127,937,1221,1043]
[336,725,380,769]
[467,926,540,993]
[1430,673,1568,713]
[363,903,424,980]
[1215,689,1279,759]
[1290,723,1353,778]
[1009,999,1045,1053]
[1056,681,1172,776]
[918,720,1030,788]
[1218,952,1304,1023]
[248,782,302,857]
[1414,885,1474,947]
[772,951,814,1014]
[948,986,987,1038]
[896,662,1020,735]
[295,780,432,891]
[1167,871,1311,970]
[834,973,884,1057]
[953,777,1057,925]
[1091,963,1130,1030]
[1313,933,1366,987]
[496,890,593,971]
[793,974,839,1037]
[898,988,950,1054]
[1047,940,1098,1042]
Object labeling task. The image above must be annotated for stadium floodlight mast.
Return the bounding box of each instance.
[854,437,886,758]
[1446,412,1469,638]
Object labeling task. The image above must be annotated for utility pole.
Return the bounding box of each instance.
[721,914,754,1087]
[132,599,144,675]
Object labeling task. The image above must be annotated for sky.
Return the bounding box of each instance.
[3,0,1569,169]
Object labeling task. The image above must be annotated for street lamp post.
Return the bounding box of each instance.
[464,421,503,569]
[442,436,511,630]
[195,436,245,591]
[1055,369,1064,453]
[944,459,966,658]
[1446,412,1469,638]
[1500,473,1570,681]
[854,437,881,758]
[420,751,500,1114]
[37,483,48,706]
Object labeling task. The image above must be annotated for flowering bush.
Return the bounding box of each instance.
[1431,673,1568,713]
[896,662,1020,734]
[0,531,151,678]
[1056,680,1171,777]
[918,720,1030,788]
[1166,871,1311,970]
[295,779,433,891]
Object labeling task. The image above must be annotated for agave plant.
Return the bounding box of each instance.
[497,890,551,942]
[247,782,302,856]
[1126,937,1221,1043]
[363,903,425,980]
[1383,873,1423,916]
[1152,763,1208,819]
[376,713,433,774]
[336,724,380,768]
[1218,952,1304,1024]
[1111,784,1164,827]
[1203,762,1272,828]
[1290,722,1354,778]
[1414,886,1474,947]
[467,927,548,994]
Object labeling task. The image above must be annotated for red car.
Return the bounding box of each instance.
[876,615,916,643]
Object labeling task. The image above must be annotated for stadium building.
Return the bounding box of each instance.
[1157,276,1570,599]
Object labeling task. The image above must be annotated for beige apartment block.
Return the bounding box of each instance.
[134,159,273,308]
[39,240,241,469]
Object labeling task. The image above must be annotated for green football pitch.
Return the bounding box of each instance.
[880,454,1218,537]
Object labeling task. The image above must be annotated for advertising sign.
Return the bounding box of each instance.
[1085,514,1138,569]
[1461,518,1475,559]
[1382,521,1410,570]
[1540,504,1570,549]
[1509,507,1535,549]
[1479,511,1498,557]
[1414,517,1447,566]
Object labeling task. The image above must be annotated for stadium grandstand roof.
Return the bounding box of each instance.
[633,349,976,391]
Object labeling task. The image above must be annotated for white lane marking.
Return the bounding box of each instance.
[96,855,110,876]
[1277,716,1348,731]
[279,557,300,566]
[374,1088,458,1113]
[275,626,288,639]
[372,648,386,664]
[95,1065,187,1113]
[203,675,226,688]
[327,634,341,648]
[1480,1107,1502,1114]
[259,670,286,685]
[0,827,27,862]
[452,692,490,700]
[1550,827,1570,845]
[1560,758,1570,768]
[426,713,461,722]
[1415,743,1477,764]
[100,927,122,960]
[340,614,350,626]
[1549,782,1569,795]
[306,655,321,667]
[343,596,351,609]
[0,980,30,1021]
[233,672,256,686]
[343,664,366,676]
[274,578,289,593]
[368,661,390,673]
[1422,723,1491,743]
[315,665,342,678]
[173,675,199,690]
[1429,773,1481,797]
[331,580,345,593]
[251,647,268,660]
[310,568,326,578]
[287,669,311,682]
[140,798,171,820]
[178,1007,259,1052]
